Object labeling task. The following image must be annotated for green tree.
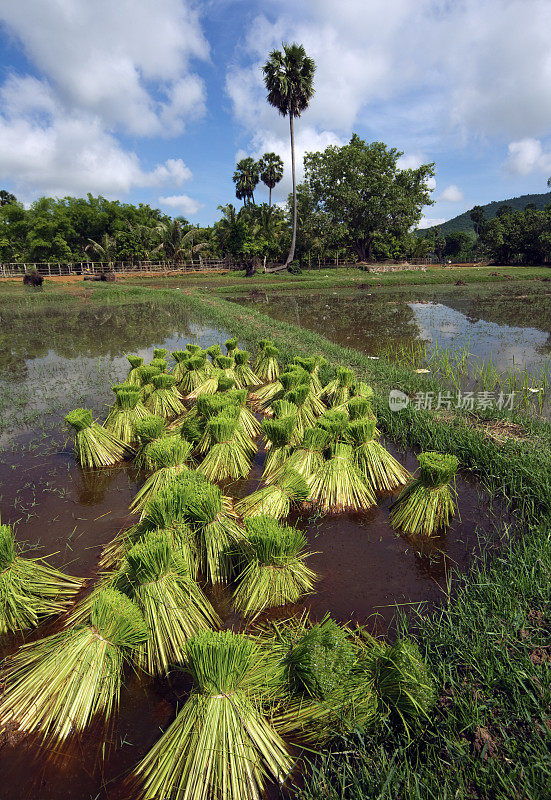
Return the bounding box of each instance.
[233,158,260,206]
[302,134,434,261]
[85,233,119,267]
[263,42,315,266]
[258,152,284,206]
[0,190,17,206]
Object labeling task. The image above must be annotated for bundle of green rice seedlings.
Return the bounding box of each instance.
[135,364,162,401]
[145,374,185,418]
[149,357,168,372]
[389,452,459,536]
[261,416,297,482]
[206,343,222,362]
[198,414,251,482]
[0,522,83,635]
[180,353,208,396]
[133,630,291,800]
[234,348,261,388]
[256,343,281,383]
[153,348,168,359]
[0,588,147,742]
[185,366,222,400]
[186,343,203,354]
[309,442,376,513]
[104,386,150,444]
[225,336,239,354]
[236,469,310,520]
[65,408,133,468]
[291,356,325,394]
[133,415,167,469]
[280,427,330,482]
[315,409,350,445]
[233,517,317,616]
[225,387,261,442]
[124,355,144,386]
[171,350,190,383]
[130,436,193,514]
[271,398,298,419]
[182,481,246,583]
[272,616,379,744]
[284,385,318,438]
[352,380,374,400]
[348,419,411,492]
[116,530,219,675]
[323,366,356,407]
[215,354,237,383]
[366,637,435,730]
[346,395,375,420]
[195,394,238,449]
[253,338,271,371]
[257,365,309,413]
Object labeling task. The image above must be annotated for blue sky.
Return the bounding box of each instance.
[1,0,551,228]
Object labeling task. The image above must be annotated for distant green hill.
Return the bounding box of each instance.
[419,191,551,237]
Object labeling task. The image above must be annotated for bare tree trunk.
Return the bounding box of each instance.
[269,186,272,207]
[286,113,297,267]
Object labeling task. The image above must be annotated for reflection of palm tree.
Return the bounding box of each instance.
[85,233,118,268]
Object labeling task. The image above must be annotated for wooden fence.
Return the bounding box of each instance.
[0,258,231,277]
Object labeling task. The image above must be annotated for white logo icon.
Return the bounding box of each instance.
[389,389,410,412]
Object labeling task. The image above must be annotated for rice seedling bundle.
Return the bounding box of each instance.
[225,388,261,441]
[0,589,148,742]
[180,354,208,396]
[104,386,150,444]
[215,354,237,384]
[116,531,219,675]
[136,364,162,400]
[217,374,236,392]
[367,638,435,729]
[348,419,411,492]
[234,348,261,388]
[133,415,168,469]
[134,630,292,800]
[315,409,350,445]
[0,522,83,635]
[171,350,191,383]
[149,357,168,372]
[262,416,297,482]
[198,413,251,482]
[308,442,376,512]
[271,398,298,419]
[186,367,223,399]
[124,355,144,386]
[280,427,330,481]
[346,395,375,420]
[255,343,280,383]
[206,343,222,362]
[130,436,193,514]
[65,408,133,468]
[233,517,317,615]
[390,451,459,536]
[284,385,318,437]
[225,336,239,354]
[235,469,310,520]
[258,366,309,413]
[153,348,168,359]
[198,391,257,457]
[292,356,324,393]
[181,481,246,583]
[186,343,203,354]
[145,374,185,418]
[273,617,379,744]
[323,366,356,407]
[196,394,239,451]
[253,338,271,371]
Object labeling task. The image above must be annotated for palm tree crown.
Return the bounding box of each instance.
[259,152,284,206]
[233,158,260,206]
[263,43,315,266]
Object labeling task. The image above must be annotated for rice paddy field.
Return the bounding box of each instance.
[0,272,549,800]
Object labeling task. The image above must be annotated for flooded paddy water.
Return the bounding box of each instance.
[0,290,510,798]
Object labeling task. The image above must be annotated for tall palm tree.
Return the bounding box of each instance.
[259,152,284,207]
[263,43,315,266]
[233,158,260,206]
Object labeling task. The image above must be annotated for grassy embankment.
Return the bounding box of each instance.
[2,277,550,798]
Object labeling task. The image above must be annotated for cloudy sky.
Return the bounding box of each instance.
[1,0,551,227]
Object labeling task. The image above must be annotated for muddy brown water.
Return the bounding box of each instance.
[0,300,508,799]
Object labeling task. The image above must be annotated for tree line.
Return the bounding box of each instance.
[0,42,437,270]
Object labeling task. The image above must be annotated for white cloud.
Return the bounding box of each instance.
[438,184,464,202]
[397,153,425,170]
[228,0,551,170]
[418,217,446,230]
[0,1,209,137]
[158,194,203,216]
[504,138,551,176]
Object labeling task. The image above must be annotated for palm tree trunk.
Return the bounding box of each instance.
[269,186,272,207]
[286,113,297,267]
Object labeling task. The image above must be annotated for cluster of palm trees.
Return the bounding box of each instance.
[233,153,284,207]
